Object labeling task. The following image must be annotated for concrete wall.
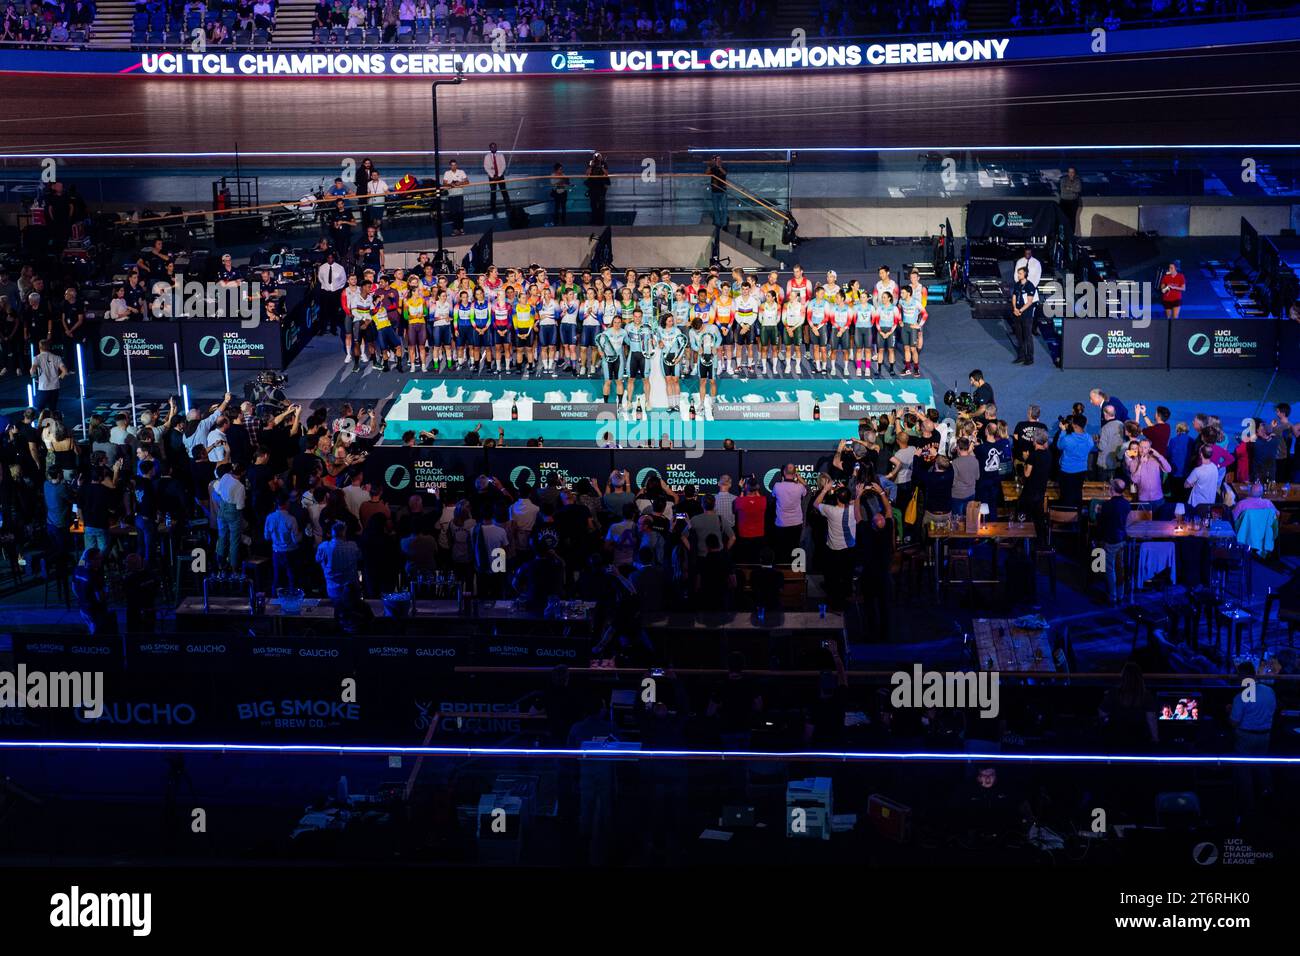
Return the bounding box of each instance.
[385,225,775,270]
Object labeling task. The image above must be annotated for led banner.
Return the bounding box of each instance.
[2,18,1299,77]
[1167,319,1278,369]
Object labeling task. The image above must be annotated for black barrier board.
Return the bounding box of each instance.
[1060,318,1168,369]
[485,447,614,492]
[613,448,743,494]
[365,445,484,502]
[180,320,284,370]
[91,321,182,371]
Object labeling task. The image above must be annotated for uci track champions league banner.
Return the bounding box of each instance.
[4,18,1300,78]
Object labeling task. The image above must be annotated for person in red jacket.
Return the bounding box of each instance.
[1159,262,1186,318]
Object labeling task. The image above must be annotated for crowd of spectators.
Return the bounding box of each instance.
[1008,0,1278,30]
[8,0,1293,48]
[132,0,278,45]
[1,0,95,44]
[308,0,768,46]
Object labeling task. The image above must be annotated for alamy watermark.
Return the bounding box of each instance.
[890,664,1000,718]
[1041,273,1152,327]
[0,666,104,719]
[149,272,262,327]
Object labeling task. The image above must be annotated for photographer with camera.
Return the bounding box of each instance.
[813,472,864,608]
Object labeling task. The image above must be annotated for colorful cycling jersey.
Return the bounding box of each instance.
[512,299,536,330]
[403,294,428,324]
[492,300,511,328]
[601,303,619,327]
[624,322,651,353]
[782,301,806,328]
[785,276,812,302]
[692,300,713,326]
[581,300,601,326]
[536,299,557,325]
[659,326,688,363]
[351,293,376,322]
[714,298,736,325]
[909,282,928,309]
[432,299,452,325]
[874,305,901,333]
[853,301,874,326]
[829,303,854,331]
[761,282,784,304]
[873,279,900,307]
[806,298,830,329]
[638,294,655,319]
[480,276,504,303]
[344,286,364,315]
[560,301,581,324]
[619,298,637,322]
[456,302,475,324]
[596,327,625,360]
[373,298,393,330]
[758,302,781,326]
[899,298,927,327]
[382,288,402,321]
[735,294,759,324]
[472,302,492,329]
[671,300,692,326]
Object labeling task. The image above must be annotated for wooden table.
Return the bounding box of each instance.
[1123,520,1210,598]
[929,521,1038,594]
[1232,482,1300,505]
[1001,480,1132,507]
[972,617,1055,672]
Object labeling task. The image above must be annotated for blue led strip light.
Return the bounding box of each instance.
[0,740,1296,764]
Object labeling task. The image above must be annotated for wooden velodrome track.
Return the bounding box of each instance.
[1,41,1299,159]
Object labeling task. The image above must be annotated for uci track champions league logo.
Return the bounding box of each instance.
[1188,329,1261,358]
[385,459,465,494]
[1079,328,1154,360]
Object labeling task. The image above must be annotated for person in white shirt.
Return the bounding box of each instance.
[442,159,469,235]
[771,464,808,560]
[1185,445,1222,509]
[813,475,862,604]
[109,285,131,321]
[317,252,347,342]
[1013,246,1043,287]
[364,170,388,229]
[30,339,67,414]
[483,143,510,216]
[212,462,247,570]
